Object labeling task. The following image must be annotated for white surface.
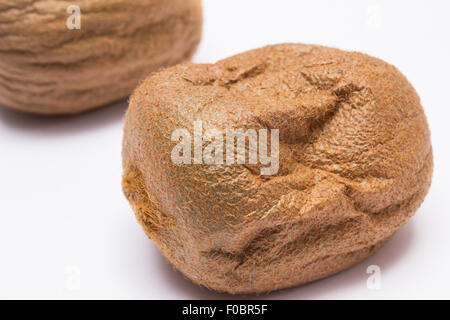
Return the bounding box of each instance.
[0,0,449,299]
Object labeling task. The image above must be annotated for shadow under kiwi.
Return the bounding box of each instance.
[154,218,417,300]
[0,99,128,136]
[268,219,417,299]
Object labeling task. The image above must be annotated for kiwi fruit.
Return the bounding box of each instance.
[122,43,433,294]
[0,0,202,114]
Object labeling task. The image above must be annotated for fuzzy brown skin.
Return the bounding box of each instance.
[0,0,202,114]
[122,43,433,294]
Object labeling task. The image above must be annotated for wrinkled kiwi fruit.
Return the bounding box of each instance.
[122,43,433,294]
[0,0,202,114]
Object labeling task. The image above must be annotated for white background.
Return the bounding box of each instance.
[0,0,449,299]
